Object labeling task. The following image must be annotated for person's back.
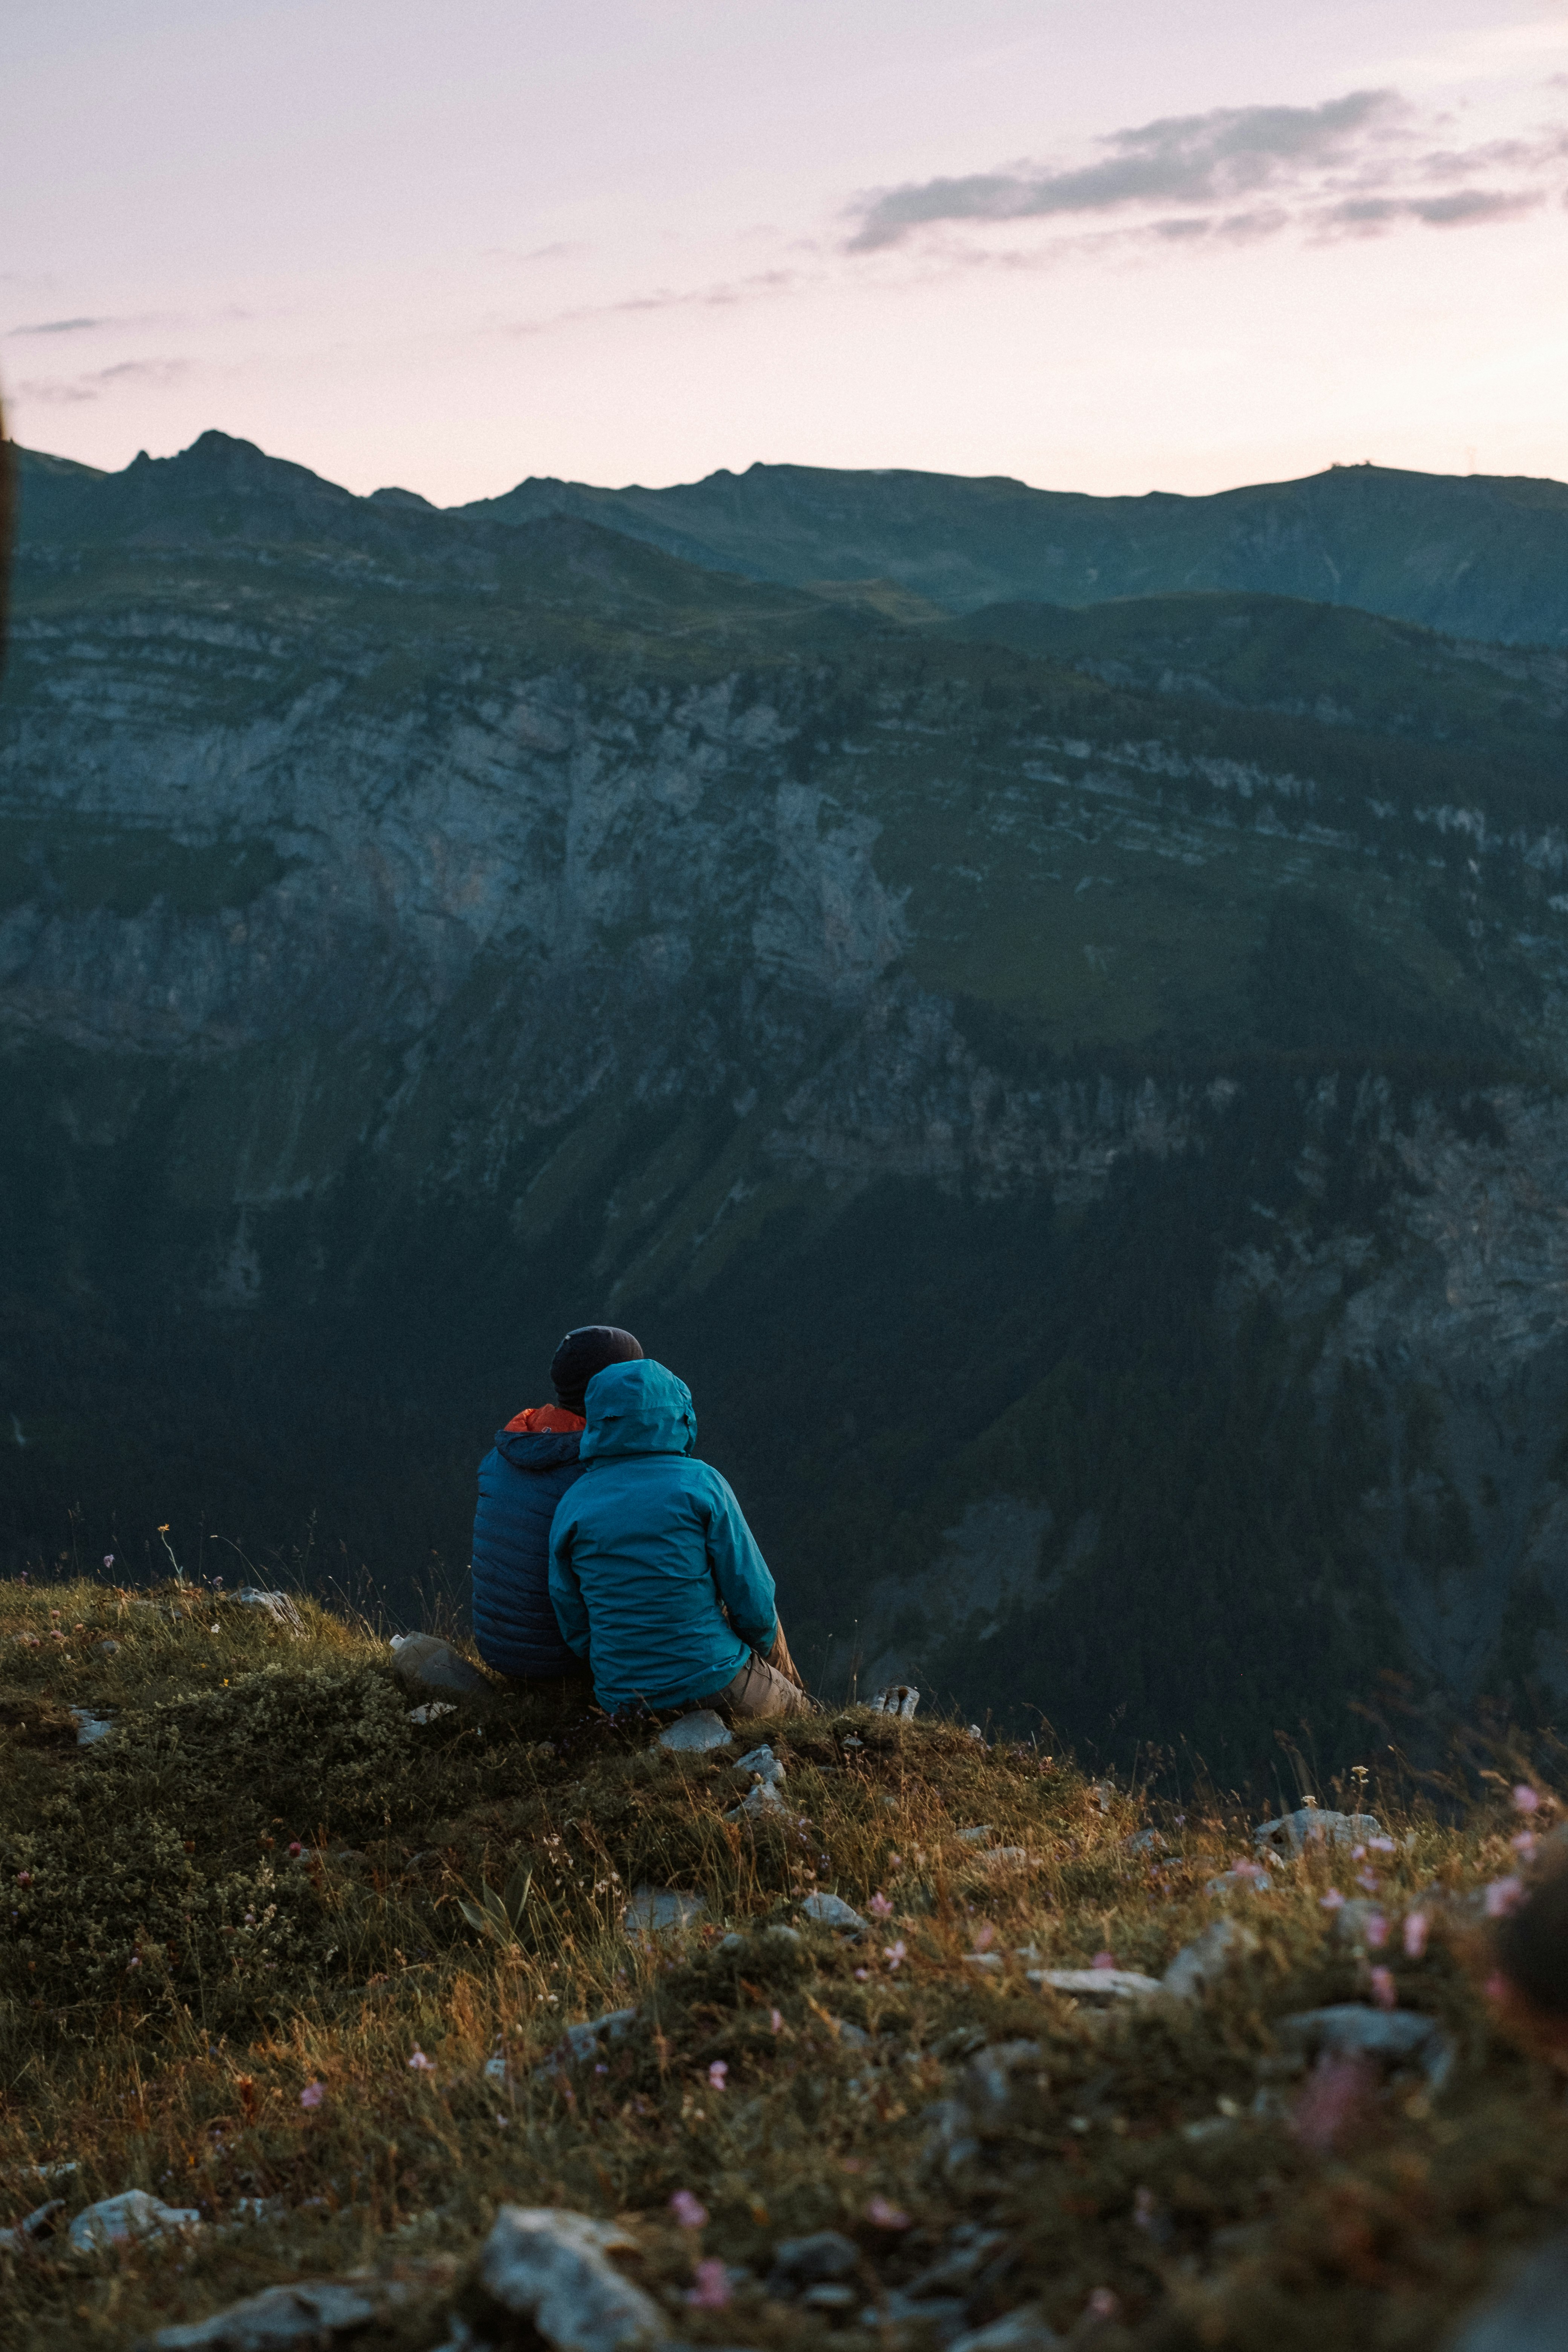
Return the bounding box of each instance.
[548,1358,809,1719]
[470,1324,643,1680]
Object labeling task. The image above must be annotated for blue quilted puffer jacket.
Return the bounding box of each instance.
[471,1414,587,1677]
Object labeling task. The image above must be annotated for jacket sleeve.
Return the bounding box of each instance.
[700,1470,778,1650]
[547,1502,591,1660]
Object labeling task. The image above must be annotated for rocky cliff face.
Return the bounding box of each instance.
[5,432,1568,1765]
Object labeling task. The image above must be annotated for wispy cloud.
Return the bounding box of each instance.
[499,268,802,337]
[6,316,111,337]
[16,358,193,406]
[844,87,1568,260]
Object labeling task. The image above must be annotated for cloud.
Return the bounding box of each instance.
[500,268,802,337]
[844,87,1568,260]
[846,92,1396,251]
[6,316,110,337]
[16,358,192,406]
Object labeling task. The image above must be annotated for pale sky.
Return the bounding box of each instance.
[4,0,1567,503]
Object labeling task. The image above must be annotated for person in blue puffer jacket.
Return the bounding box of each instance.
[470,1325,645,1679]
[549,1355,811,1719]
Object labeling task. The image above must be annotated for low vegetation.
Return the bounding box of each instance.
[0,1576,1562,2349]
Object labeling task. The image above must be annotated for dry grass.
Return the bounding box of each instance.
[0,1576,1563,2350]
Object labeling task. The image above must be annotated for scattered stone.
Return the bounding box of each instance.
[232,1589,303,1631]
[1028,1968,1164,2001]
[623,1888,705,1937]
[1124,1828,1166,1855]
[869,1685,920,1719]
[717,1932,748,1954]
[466,2206,668,2350]
[150,2280,388,2349]
[68,2189,202,2253]
[798,1892,866,1931]
[1450,2233,1568,2351]
[0,2199,63,2252]
[966,1724,986,1743]
[767,2229,860,2295]
[764,1924,802,1945]
[408,1701,457,1726]
[950,2309,1064,2352]
[1163,1917,1259,2001]
[733,1742,786,1785]
[389,1634,485,1697]
[95,1638,121,1657]
[726,1781,788,1821]
[656,1711,733,1755]
[803,2283,859,2310]
[964,1952,1004,1972]
[70,1710,112,1747]
[1254,1807,1383,1857]
[958,1824,994,1843]
[535,2009,640,2077]
[1275,2004,1456,2091]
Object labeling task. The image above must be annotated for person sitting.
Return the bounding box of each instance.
[470,1324,644,1678]
[548,1355,810,1719]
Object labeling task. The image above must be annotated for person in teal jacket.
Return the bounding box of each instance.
[548,1357,811,1718]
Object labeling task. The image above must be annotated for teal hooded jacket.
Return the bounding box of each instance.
[547,1359,778,1711]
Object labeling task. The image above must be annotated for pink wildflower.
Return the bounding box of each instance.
[1485,1971,1510,2003]
[1087,2289,1121,2320]
[407,2047,436,2072]
[1513,1830,1539,1859]
[972,1922,995,1952]
[868,1892,894,1919]
[15,1871,31,1887]
[686,2259,731,2310]
[1367,1836,1396,1853]
[1513,1785,1542,1814]
[866,2194,910,2230]
[1091,1950,1116,1972]
[769,2008,783,2035]
[300,2082,325,2110]
[669,2190,707,2230]
[1403,1911,1429,1960]
[854,1968,870,1981]
[883,1941,907,1971]
[1369,1966,1397,2011]
[1320,1888,1346,1911]
[1365,1911,1389,1949]
[707,2060,728,2092]
[103,1555,114,1570]
[1355,1870,1380,1894]
[1484,1876,1525,1919]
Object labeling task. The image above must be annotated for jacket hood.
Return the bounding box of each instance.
[495,1425,583,1472]
[579,1358,697,1461]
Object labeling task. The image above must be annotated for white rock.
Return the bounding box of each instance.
[963,1952,1004,1973]
[1275,2003,1455,2090]
[869,1684,920,1719]
[70,1711,112,1746]
[1162,1917,1258,2001]
[957,1824,994,1843]
[151,2281,384,2349]
[474,2206,668,2350]
[727,1781,789,1821]
[656,1710,732,1754]
[1450,2233,1568,2352]
[733,1742,786,1784]
[950,2308,1064,2352]
[1028,1968,1164,2001]
[798,1891,866,1931]
[0,2198,63,2252]
[1124,1827,1167,1855]
[68,2190,203,2253]
[622,1888,704,1937]
[1254,1807,1383,1857]
[408,1701,457,1726]
[232,1589,303,1631]
[389,1634,485,1696]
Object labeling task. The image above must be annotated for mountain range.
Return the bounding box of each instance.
[5,427,1568,1775]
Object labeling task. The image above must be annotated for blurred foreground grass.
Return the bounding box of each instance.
[0,1576,1563,2351]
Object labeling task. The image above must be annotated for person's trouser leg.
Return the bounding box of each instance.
[706,1648,813,1720]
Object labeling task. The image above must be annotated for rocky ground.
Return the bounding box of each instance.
[0,1578,1565,2351]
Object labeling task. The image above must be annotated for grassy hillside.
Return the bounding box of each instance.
[0,1577,1563,2351]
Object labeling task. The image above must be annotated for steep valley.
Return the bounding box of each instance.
[6,431,1568,1775]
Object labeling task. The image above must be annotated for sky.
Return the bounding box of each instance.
[3,0,1567,504]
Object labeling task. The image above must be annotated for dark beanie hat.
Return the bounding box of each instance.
[551,1324,644,1417]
